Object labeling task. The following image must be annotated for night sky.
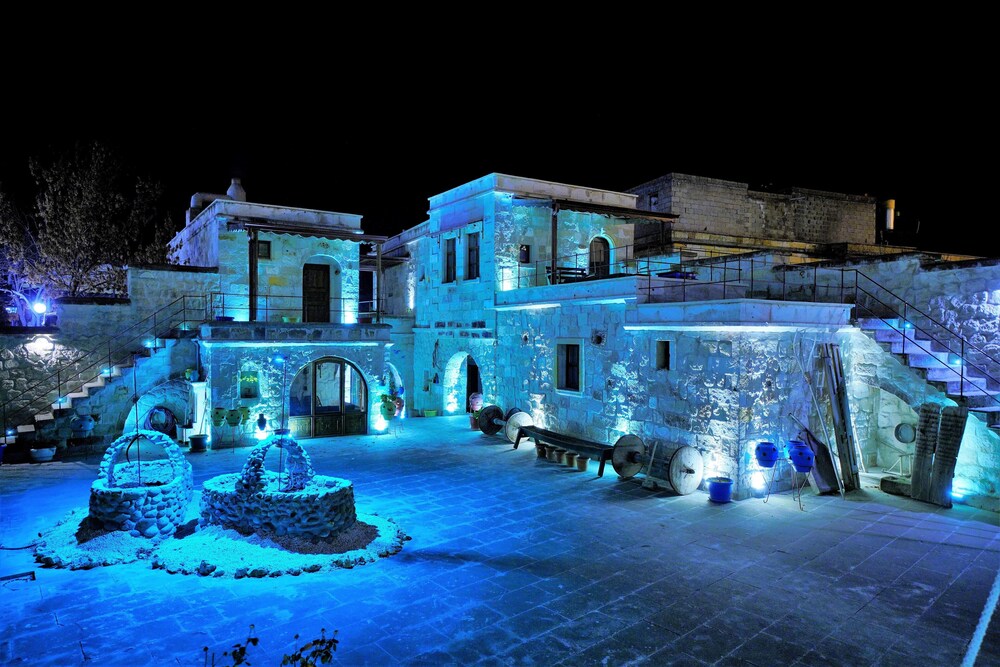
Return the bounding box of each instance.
[1,77,982,257]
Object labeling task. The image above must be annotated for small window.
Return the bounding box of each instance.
[466,232,480,280]
[519,244,531,264]
[257,240,271,259]
[239,370,260,398]
[557,342,582,392]
[444,238,456,283]
[656,340,672,370]
[649,192,659,209]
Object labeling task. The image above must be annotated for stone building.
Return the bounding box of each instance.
[3,173,999,509]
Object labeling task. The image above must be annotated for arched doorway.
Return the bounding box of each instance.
[443,352,482,414]
[288,357,368,437]
[302,256,343,323]
[589,237,610,278]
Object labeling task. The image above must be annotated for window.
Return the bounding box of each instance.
[239,370,260,398]
[557,342,582,392]
[519,244,531,264]
[466,232,480,280]
[656,340,672,370]
[649,192,659,209]
[444,238,456,283]
[257,240,271,259]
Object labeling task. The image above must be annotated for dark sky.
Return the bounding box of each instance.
[1,71,984,257]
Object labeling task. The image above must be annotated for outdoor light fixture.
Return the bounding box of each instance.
[32,302,47,315]
[750,471,766,490]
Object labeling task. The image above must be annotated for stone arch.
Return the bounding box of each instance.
[443,351,482,414]
[120,379,191,439]
[302,254,345,323]
[287,355,369,437]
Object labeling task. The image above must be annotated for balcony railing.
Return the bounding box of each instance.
[208,293,380,324]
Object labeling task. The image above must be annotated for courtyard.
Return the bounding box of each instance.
[1,415,998,666]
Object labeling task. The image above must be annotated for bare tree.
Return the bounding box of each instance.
[0,141,176,303]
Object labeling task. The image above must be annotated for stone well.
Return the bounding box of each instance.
[200,431,357,539]
[88,430,194,539]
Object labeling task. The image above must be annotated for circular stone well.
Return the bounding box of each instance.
[88,430,194,539]
[201,431,357,539]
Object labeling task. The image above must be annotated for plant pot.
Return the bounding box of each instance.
[535,443,547,458]
[707,476,734,503]
[184,368,198,381]
[211,408,227,427]
[575,456,589,472]
[754,441,780,469]
[225,409,242,427]
[70,414,95,438]
[564,451,578,467]
[787,440,815,473]
[189,434,208,452]
[238,406,251,424]
[29,447,57,463]
[423,410,438,417]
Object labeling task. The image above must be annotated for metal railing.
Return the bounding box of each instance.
[2,295,207,439]
[500,246,1000,408]
[497,244,756,290]
[208,293,380,324]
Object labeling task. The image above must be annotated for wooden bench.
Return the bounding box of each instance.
[513,425,614,477]
[545,266,589,284]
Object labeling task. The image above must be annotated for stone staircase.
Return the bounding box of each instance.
[2,328,199,458]
[857,316,1000,424]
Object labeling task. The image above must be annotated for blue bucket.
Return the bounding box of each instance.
[707,477,734,503]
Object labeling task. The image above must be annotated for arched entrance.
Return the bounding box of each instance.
[443,352,482,414]
[288,357,368,438]
[589,237,611,278]
[302,255,343,323]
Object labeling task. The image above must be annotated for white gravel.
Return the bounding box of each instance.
[34,491,408,577]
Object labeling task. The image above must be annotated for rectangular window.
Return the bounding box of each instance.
[466,232,480,280]
[519,244,531,264]
[557,342,582,392]
[257,240,271,259]
[444,238,456,283]
[649,192,659,209]
[656,340,672,370]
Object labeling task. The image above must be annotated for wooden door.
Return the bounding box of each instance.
[303,264,330,323]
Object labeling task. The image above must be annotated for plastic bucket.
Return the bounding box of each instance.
[707,476,734,503]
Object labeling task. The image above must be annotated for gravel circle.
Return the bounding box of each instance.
[34,492,408,577]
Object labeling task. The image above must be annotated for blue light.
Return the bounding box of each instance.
[272,355,285,364]
[32,302,47,315]
[5,429,14,436]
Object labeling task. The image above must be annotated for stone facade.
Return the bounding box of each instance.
[630,173,876,245]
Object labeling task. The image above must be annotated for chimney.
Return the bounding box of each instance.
[227,178,247,202]
[884,199,895,231]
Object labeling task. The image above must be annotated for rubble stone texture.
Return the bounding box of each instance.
[88,430,194,539]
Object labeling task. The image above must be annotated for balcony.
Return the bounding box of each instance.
[202,292,390,343]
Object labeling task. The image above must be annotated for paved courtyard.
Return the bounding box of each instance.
[1,415,998,666]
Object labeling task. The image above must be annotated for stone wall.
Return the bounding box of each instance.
[494,302,823,498]
[200,340,387,444]
[630,173,876,245]
[214,231,361,324]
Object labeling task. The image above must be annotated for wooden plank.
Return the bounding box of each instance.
[927,405,966,507]
[911,403,940,503]
[798,427,838,494]
[821,344,859,492]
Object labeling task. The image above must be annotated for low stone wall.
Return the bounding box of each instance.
[200,434,357,539]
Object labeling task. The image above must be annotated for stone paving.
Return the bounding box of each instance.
[1,416,998,666]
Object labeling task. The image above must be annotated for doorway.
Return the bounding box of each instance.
[465,356,481,413]
[288,357,368,438]
[589,237,610,278]
[303,264,330,323]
